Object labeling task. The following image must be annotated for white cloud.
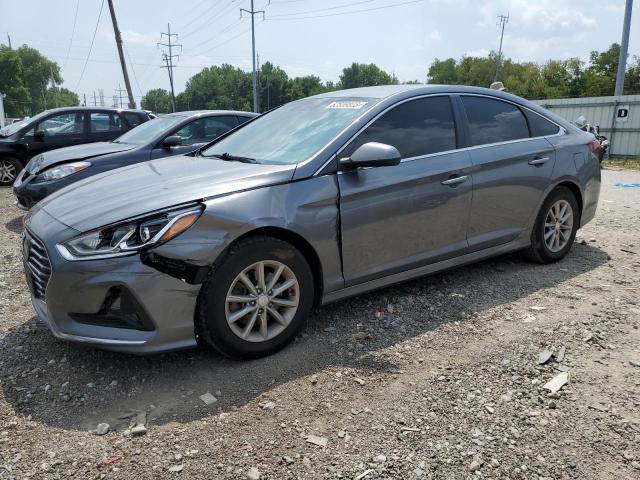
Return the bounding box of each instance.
[121,30,158,46]
[428,29,442,41]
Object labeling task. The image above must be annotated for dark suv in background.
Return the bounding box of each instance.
[0,107,150,185]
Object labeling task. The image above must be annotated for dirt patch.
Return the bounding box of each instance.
[1,169,639,479]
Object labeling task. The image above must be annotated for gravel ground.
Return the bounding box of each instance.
[1,168,639,480]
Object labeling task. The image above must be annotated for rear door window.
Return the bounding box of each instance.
[461,96,529,146]
[36,112,85,136]
[343,96,457,159]
[173,116,238,145]
[90,112,122,133]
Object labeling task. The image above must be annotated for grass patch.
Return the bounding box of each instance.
[602,157,640,170]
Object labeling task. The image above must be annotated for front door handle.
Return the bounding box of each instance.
[441,175,468,186]
[528,157,550,166]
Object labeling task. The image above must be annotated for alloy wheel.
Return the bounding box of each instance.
[544,199,573,252]
[0,160,17,184]
[225,260,300,342]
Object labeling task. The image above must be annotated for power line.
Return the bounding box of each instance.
[74,0,105,91]
[124,43,144,97]
[180,1,239,40]
[266,0,426,21]
[63,0,80,69]
[268,0,376,17]
[188,19,244,56]
[493,13,509,83]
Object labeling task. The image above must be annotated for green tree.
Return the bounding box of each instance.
[15,45,63,114]
[141,88,172,113]
[45,87,79,109]
[0,46,30,116]
[339,63,397,89]
[427,58,458,84]
[258,62,290,110]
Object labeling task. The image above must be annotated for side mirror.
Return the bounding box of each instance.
[162,135,182,148]
[34,130,45,140]
[339,142,401,170]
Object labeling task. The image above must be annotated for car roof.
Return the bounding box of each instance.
[310,84,543,104]
[308,84,573,129]
[164,110,259,118]
[42,106,149,115]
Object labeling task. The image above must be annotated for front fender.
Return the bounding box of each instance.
[151,175,343,294]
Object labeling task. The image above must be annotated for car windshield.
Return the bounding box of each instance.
[0,110,49,137]
[114,115,184,145]
[201,97,379,165]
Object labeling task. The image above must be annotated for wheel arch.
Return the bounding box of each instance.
[554,180,583,224]
[218,226,324,307]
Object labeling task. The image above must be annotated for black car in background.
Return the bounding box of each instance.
[13,110,257,209]
[0,107,150,186]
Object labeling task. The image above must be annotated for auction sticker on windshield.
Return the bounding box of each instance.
[326,101,368,109]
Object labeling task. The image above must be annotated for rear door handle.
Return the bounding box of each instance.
[441,175,468,186]
[528,157,550,166]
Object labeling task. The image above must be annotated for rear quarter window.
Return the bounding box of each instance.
[124,112,144,128]
[525,110,561,137]
[461,96,529,146]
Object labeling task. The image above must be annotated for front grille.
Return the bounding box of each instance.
[24,230,52,301]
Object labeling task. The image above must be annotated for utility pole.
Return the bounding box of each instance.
[99,89,105,107]
[93,91,98,106]
[0,94,6,128]
[614,0,634,96]
[115,84,126,108]
[83,93,87,106]
[158,24,181,113]
[241,1,268,113]
[493,13,509,83]
[107,0,136,108]
[2,32,11,49]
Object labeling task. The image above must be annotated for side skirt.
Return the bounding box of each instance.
[321,238,530,305]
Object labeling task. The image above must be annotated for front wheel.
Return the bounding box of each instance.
[0,157,22,186]
[196,236,314,359]
[526,186,580,264]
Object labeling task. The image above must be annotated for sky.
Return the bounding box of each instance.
[0,0,637,106]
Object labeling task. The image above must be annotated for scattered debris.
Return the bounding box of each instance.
[94,423,109,436]
[199,392,217,406]
[102,455,124,466]
[306,435,328,447]
[543,372,570,393]
[556,345,566,362]
[538,350,554,365]
[246,467,261,479]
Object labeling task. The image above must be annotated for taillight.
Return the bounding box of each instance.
[588,140,601,153]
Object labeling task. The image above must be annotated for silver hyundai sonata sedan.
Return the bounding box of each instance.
[22,85,601,358]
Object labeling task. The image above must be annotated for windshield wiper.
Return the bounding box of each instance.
[210,152,260,164]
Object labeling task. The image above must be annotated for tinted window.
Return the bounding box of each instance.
[90,112,122,133]
[36,112,85,136]
[462,96,529,146]
[525,110,560,137]
[343,96,456,159]
[237,115,254,125]
[115,116,183,146]
[124,112,143,128]
[174,116,238,145]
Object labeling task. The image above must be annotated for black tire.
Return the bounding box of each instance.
[526,186,580,264]
[196,236,314,359]
[0,157,22,187]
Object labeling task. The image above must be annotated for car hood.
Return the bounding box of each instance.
[27,142,136,173]
[39,154,297,232]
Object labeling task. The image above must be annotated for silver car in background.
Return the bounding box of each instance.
[23,85,601,358]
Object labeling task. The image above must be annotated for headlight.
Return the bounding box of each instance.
[56,205,203,260]
[33,161,91,183]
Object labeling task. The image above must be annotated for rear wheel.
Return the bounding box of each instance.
[197,236,314,359]
[526,186,580,264]
[0,157,21,186]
